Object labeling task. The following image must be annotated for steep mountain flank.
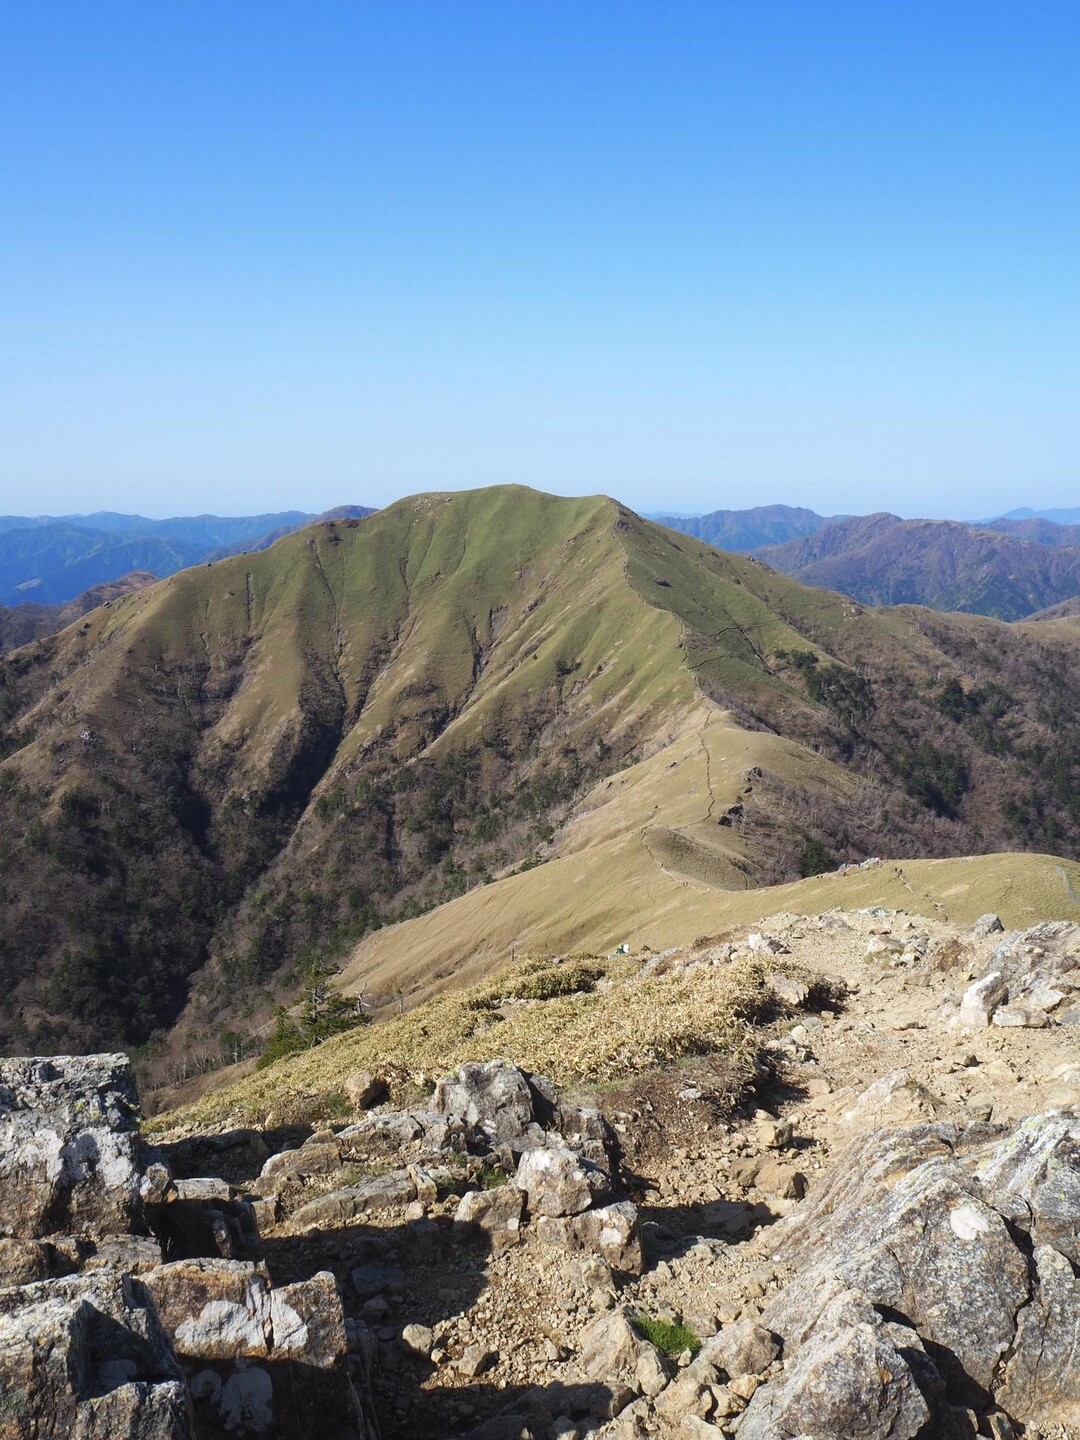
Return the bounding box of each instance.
[1025,596,1080,621]
[4,486,1080,1059]
[0,490,695,1051]
[758,513,1080,619]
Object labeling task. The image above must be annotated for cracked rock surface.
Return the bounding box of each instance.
[0,1054,370,1439]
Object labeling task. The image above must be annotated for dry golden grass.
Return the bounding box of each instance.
[151,948,797,1134]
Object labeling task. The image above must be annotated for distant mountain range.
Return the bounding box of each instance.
[752,514,1080,621]
[995,505,1080,525]
[0,572,156,652]
[0,507,375,606]
[650,504,841,551]
[645,504,1080,620]
[5,496,1080,624]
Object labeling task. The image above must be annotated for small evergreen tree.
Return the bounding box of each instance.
[257,958,368,1068]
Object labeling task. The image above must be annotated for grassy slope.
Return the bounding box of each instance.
[5,483,1080,1060]
[327,504,1080,1011]
[0,489,710,1049]
[333,704,1080,1012]
[153,947,795,1131]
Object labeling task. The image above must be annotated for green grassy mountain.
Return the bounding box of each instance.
[758,513,1080,619]
[3,485,1080,1060]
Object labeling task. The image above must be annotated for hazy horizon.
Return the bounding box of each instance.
[2,487,1076,528]
[2,3,1078,521]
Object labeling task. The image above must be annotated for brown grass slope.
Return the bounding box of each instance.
[3,486,1080,1060]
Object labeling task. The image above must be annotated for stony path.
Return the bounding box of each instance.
[181,907,1080,1439]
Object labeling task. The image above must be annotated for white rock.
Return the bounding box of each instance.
[959,972,1008,1026]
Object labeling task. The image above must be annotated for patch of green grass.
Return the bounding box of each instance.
[320,1090,354,1120]
[631,1312,701,1358]
[474,1162,509,1190]
[340,1162,372,1187]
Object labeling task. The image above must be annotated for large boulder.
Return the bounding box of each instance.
[141,1260,275,1361]
[0,1052,374,1439]
[767,1124,1028,1395]
[431,1060,537,1146]
[577,1307,670,1398]
[733,1114,1080,1433]
[960,921,1080,1026]
[287,1170,416,1230]
[139,1261,363,1437]
[997,1244,1080,1425]
[738,1289,931,1440]
[0,1055,147,1239]
[0,1271,192,1439]
[535,1201,643,1275]
[454,1186,525,1251]
[973,1111,1080,1264]
[699,1317,780,1380]
[515,1144,613,1218]
[958,971,1008,1026]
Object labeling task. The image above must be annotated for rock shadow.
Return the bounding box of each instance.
[636,1197,782,1270]
[259,1215,631,1440]
[158,1125,315,1186]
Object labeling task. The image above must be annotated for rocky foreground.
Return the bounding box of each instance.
[1,911,1079,1438]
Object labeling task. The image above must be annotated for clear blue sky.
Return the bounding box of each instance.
[1,3,1078,520]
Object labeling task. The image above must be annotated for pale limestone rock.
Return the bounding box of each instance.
[343,1071,387,1110]
[0,1272,189,1440]
[993,1003,1049,1028]
[514,1144,611,1218]
[959,971,1007,1026]
[738,1294,930,1440]
[997,1244,1080,1423]
[454,1185,524,1249]
[973,913,1005,937]
[432,1059,535,1144]
[0,1055,145,1239]
[288,1170,415,1230]
[577,1307,670,1393]
[765,972,809,1007]
[701,1318,780,1379]
[401,1323,434,1357]
[142,1259,272,1360]
[653,1375,714,1424]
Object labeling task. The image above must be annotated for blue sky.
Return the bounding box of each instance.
[1,3,1078,520]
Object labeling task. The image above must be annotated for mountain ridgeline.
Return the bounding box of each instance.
[3,486,1080,1058]
[650,504,839,551]
[753,513,1080,620]
[0,572,156,653]
[0,506,375,606]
